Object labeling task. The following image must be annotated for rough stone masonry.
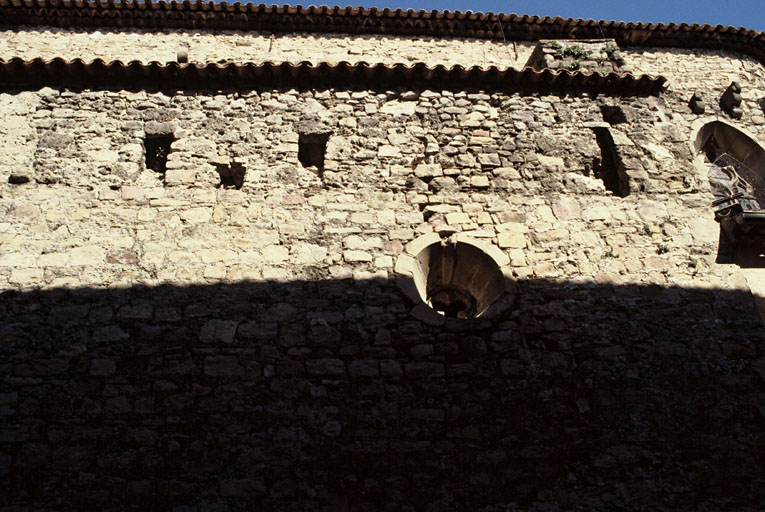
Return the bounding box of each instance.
[0,3,765,511]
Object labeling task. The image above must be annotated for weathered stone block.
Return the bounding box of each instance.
[199,320,238,344]
[306,358,346,376]
[405,362,445,378]
[220,478,266,497]
[204,356,244,377]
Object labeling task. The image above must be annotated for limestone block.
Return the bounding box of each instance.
[380,101,416,116]
[405,361,445,378]
[306,358,346,376]
[380,359,403,377]
[343,250,373,262]
[38,252,69,267]
[203,266,227,279]
[582,205,612,221]
[498,232,526,249]
[89,359,117,377]
[1,253,32,267]
[348,360,380,377]
[636,200,669,223]
[470,175,490,188]
[325,137,351,160]
[478,154,501,168]
[344,235,383,250]
[171,137,216,157]
[375,256,393,268]
[164,168,196,184]
[199,249,237,264]
[278,224,305,235]
[552,197,581,220]
[204,356,244,377]
[446,212,470,224]
[350,212,375,224]
[378,145,401,157]
[263,245,289,263]
[9,268,43,285]
[292,243,327,265]
[181,207,213,223]
[688,216,719,245]
[537,154,565,169]
[494,167,521,179]
[414,163,443,178]
[93,325,129,343]
[86,149,119,163]
[199,319,238,343]
[455,154,478,167]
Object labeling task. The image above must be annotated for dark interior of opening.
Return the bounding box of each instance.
[418,242,505,319]
[298,133,330,175]
[7,174,30,185]
[144,134,174,174]
[215,162,246,190]
[600,105,628,125]
[592,127,629,197]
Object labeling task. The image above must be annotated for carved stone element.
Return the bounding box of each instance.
[720,81,743,118]
[689,92,706,114]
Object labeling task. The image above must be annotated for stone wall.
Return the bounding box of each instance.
[0,87,745,289]
[2,23,765,511]
[1,80,764,510]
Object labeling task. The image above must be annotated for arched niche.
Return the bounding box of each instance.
[693,120,765,213]
[691,119,765,268]
[395,233,517,326]
[695,121,765,174]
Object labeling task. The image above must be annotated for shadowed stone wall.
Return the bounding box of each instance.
[1,279,763,511]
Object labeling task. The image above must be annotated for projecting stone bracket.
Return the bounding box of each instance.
[720,81,743,119]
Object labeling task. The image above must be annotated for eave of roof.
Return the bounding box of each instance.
[0,1,763,66]
[0,58,666,95]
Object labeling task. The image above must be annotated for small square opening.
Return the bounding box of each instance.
[215,162,247,190]
[298,133,329,175]
[144,134,175,174]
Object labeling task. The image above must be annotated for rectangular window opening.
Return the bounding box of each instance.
[298,133,329,176]
[145,134,175,174]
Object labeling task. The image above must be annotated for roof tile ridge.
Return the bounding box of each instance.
[0,56,664,79]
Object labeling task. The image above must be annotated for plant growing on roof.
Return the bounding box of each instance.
[602,43,619,57]
[563,45,591,60]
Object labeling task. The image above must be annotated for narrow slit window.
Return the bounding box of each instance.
[592,127,630,197]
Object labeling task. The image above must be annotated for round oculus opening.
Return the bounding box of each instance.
[413,241,505,319]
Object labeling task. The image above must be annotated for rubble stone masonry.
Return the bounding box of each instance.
[0,22,765,511]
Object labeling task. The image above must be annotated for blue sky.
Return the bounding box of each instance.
[337,0,765,31]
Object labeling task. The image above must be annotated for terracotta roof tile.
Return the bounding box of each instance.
[0,57,666,94]
[0,1,762,40]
